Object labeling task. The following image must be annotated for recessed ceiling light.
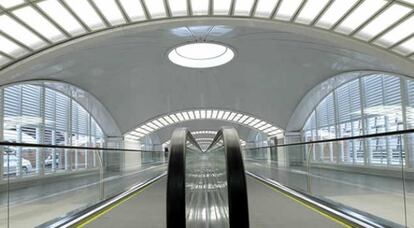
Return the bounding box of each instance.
[168,42,234,68]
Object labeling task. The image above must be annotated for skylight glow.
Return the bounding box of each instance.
[64,0,106,30]
[0,15,46,49]
[92,0,125,26]
[354,3,412,41]
[37,0,86,36]
[295,0,329,25]
[234,0,255,16]
[274,0,303,21]
[191,0,209,15]
[13,6,66,42]
[315,0,358,29]
[335,0,388,35]
[254,0,280,18]
[168,42,234,68]
[119,0,146,21]
[143,0,167,19]
[0,0,24,8]
[213,0,232,15]
[0,34,28,57]
[168,0,187,16]
[374,15,414,48]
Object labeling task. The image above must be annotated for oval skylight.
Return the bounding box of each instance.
[168,42,234,68]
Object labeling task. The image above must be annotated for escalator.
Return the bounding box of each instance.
[54,127,373,228]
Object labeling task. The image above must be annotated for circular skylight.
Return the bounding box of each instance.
[168,43,234,68]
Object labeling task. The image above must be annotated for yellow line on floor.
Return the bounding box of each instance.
[253,178,353,228]
[76,182,155,227]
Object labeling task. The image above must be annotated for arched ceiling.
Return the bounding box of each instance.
[1,3,414,137]
[1,0,414,69]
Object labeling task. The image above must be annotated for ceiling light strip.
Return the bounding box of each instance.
[347,0,393,37]
[330,0,363,31]
[309,0,335,26]
[87,0,111,27]
[367,11,414,43]
[2,6,52,44]
[290,0,308,22]
[0,30,32,52]
[29,1,72,37]
[114,0,131,23]
[58,0,92,32]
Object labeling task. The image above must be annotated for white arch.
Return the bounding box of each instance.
[124,109,283,141]
[286,70,413,131]
[0,0,413,70]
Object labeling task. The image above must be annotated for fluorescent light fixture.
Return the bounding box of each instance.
[374,15,414,48]
[152,120,164,127]
[0,34,28,57]
[169,114,179,122]
[254,0,280,18]
[295,0,329,25]
[228,112,236,121]
[191,0,209,15]
[143,0,166,18]
[182,112,190,120]
[213,0,232,15]
[200,110,206,118]
[354,4,412,41]
[274,0,303,21]
[136,128,149,134]
[168,42,234,68]
[92,0,125,26]
[0,15,46,49]
[176,112,184,121]
[217,110,224,119]
[206,110,212,118]
[238,115,249,123]
[0,0,24,8]
[168,0,187,16]
[212,110,218,119]
[188,111,195,119]
[164,116,174,124]
[13,6,66,42]
[141,125,154,132]
[393,36,414,56]
[315,0,358,29]
[147,122,159,129]
[222,111,230,120]
[335,0,388,35]
[64,0,105,30]
[195,110,200,119]
[119,0,147,21]
[244,117,255,124]
[37,0,86,36]
[158,117,169,125]
[234,0,255,16]
[233,113,243,122]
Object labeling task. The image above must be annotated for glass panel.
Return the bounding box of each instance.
[2,145,167,227]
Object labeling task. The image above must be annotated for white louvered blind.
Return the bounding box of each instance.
[336,79,361,123]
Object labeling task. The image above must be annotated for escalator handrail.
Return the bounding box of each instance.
[166,128,201,228]
[208,127,250,228]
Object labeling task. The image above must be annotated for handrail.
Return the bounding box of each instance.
[247,128,414,150]
[166,128,202,227]
[208,127,250,228]
[0,141,161,152]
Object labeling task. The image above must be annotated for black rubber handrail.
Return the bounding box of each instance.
[166,128,201,228]
[209,127,250,228]
[167,127,249,228]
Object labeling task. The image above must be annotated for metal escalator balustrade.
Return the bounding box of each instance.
[167,127,249,228]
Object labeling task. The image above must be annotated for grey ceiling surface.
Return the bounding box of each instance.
[1,19,413,135]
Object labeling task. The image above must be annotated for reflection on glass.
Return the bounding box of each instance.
[185,140,229,228]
